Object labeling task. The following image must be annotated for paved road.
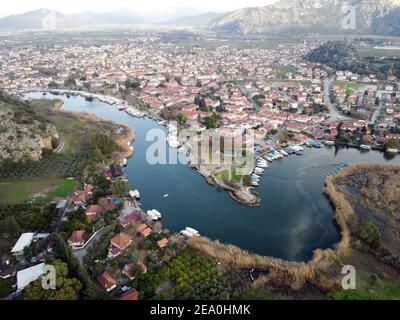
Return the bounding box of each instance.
[324,78,344,121]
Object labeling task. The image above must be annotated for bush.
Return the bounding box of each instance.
[358,220,381,250]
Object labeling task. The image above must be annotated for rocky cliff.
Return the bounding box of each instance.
[0,92,59,162]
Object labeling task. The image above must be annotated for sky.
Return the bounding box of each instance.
[0,0,278,16]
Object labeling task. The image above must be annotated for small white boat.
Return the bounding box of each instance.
[163,194,169,198]
[279,150,288,157]
[360,144,372,151]
[129,190,140,199]
[122,158,127,166]
[185,227,200,236]
[147,209,162,221]
[167,136,181,148]
[325,141,335,146]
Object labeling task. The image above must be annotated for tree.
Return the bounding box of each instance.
[204,113,218,129]
[48,81,59,88]
[3,216,21,239]
[387,138,398,149]
[177,113,187,125]
[358,220,381,250]
[24,260,83,300]
[111,180,129,198]
[91,131,117,157]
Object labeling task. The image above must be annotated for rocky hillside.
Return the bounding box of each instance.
[209,0,400,35]
[0,92,59,162]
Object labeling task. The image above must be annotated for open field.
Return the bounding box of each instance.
[334,80,366,92]
[0,178,79,204]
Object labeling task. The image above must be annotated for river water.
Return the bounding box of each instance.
[25,92,400,262]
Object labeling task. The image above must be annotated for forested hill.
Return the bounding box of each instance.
[304,41,400,79]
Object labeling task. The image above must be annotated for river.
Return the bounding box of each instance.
[25,92,400,262]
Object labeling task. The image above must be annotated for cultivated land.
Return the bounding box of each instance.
[0,178,79,204]
[0,97,133,205]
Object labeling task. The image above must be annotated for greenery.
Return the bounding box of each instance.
[0,203,57,238]
[204,113,218,129]
[24,260,83,300]
[91,131,118,160]
[134,250,229,300]
[60,209,90,233]
[328,277,400,300]
[111,180,129,198]
[358,220,381,250]
[0,278,13,298]
[0,153,89,180]
[52,233,105,300]
[0,178,79,205]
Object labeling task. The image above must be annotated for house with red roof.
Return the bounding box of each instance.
[117,289,139,300]
[97,271,117,292]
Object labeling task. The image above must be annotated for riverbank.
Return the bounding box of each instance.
[24,89,259,206]
[188,162,400,297]
[27,91,135,164]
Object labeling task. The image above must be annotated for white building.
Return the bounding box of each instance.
[17,263,45,291]
[11,233,35,255]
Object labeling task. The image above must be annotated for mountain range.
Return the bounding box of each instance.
[0,8,220,31]
[209,0,400,36]
[1,1,400,36]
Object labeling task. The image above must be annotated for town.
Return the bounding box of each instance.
[0,31,400,301]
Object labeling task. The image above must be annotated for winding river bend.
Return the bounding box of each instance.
[25,92,400,262]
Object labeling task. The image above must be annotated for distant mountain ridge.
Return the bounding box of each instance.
[163,12,225,27]
[209,0,400,36]
[0,8,145,31]
[0,8,222,31]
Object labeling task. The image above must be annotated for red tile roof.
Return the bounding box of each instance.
[118,289,139,300]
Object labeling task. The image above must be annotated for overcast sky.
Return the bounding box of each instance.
[0,0,278,16]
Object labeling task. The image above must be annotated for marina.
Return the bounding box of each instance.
[23,92,400,262]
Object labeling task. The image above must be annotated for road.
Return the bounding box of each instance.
[324,78,345,121]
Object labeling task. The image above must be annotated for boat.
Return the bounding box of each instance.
[180,227,200,238]
[325,141,335,146]
[122,158,127,166]
[147,209,162,221]
[163,194,169,198]
[251,181,259,186]
[279,150,288,156]
[360,144,372,151]
[117,105,127,111]
[125,108,144,118]
[256,160,268,168]
[185,227,200,236]
[129,190,140,199]
[167,136,181,148]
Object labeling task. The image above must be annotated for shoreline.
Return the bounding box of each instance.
[47,97,135,163]
[24,88,259,207]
